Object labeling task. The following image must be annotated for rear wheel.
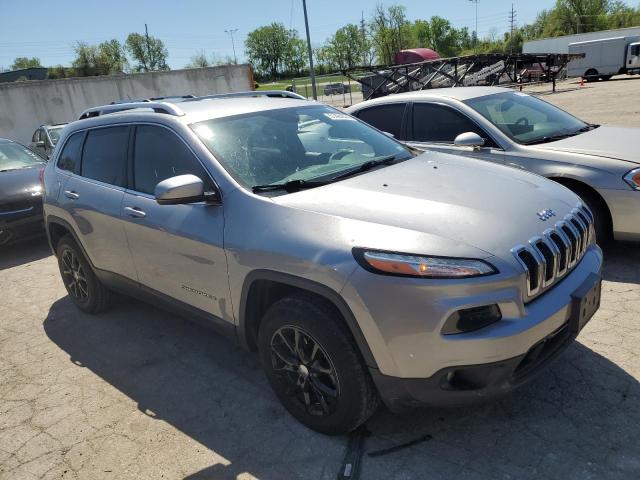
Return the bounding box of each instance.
[584,69,599,82]
[600,75,612,81]
[56,235,111,313]
[257,293,378,435]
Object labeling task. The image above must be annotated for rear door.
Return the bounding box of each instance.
[405,102,504,163]
[353,103,408,140]
[120,124,230,319]
[57,125,138,281]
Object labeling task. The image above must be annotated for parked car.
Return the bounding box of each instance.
[29,123,67,159]
[43,94,602,435]
[0,138,46,245]
[324,82,351,96]
[346,87,640,242]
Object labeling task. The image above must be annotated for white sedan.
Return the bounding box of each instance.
[346,87,640,242]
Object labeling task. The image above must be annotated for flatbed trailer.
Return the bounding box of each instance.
[343,53,583,100]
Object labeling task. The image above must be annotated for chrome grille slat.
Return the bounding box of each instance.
[513,204,595,301]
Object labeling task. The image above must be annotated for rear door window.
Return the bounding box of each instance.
[132,125,211,195]
[81,126,129,187]
[411,103,493,145]
[57,132,84,174]
[355,104,406,139]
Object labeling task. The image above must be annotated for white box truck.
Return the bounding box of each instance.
[567,36,640,81]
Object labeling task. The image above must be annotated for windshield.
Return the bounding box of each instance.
[191,105,412,190]
[47,127,64,145]
[0,142,45,171]
[464,92,588,144]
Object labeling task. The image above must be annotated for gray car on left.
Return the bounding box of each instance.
[0,138,47,245]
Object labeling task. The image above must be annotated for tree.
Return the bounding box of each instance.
[71,40,127,76]
[11,57,42,70]
[284,37,307,75]
[369,4,412,64]
[125,33,169,72]
[323,24,370,70]
[47,65,69,79]
[185,51,210,68]
[245,23,299,78]
[412,17,461,58]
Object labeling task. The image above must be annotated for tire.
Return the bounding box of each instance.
[257,293,379,435]
[584,69,599,82]
[56,235,111,313]
[600,75,612,81]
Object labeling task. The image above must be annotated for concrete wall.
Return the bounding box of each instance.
[0,64,253,145]
[523,27,640,54]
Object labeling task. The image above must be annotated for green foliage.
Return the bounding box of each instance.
[185,51,210,69]
[322,24,371,70]
[47,65,69,79]
[71,40,127,77]
[11,57,42,70]
[125,33,169,72]
[245,23,305,78]
[369,4,413,64]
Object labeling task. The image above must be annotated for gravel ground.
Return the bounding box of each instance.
[1,77,640,480]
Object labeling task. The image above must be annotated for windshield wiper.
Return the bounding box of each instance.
[325,154,398,182]
[252,178,330,193]
[524,124,600,145]
[252,155,402,193]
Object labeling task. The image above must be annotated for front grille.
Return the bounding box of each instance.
[512,204,595,301]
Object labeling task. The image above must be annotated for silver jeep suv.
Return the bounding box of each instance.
[43,92,603,435]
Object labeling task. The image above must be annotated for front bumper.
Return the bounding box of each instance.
[371,319,575,410]
[0,204,44,245]
[600,188,640,241]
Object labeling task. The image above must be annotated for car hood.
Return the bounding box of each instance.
[274,152,581,257]
[0,166,43,205]
[531,126,640,165]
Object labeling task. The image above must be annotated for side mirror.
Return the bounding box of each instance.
[454,132,485,149]
[155,174,213,205]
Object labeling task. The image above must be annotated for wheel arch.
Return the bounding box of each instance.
[238,270,378,369]
[46,216,93,264]
[548,176,613,233]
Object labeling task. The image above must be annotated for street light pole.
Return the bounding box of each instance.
[469,0,479,52]
[225,28,238,64]
[302,0,317,100]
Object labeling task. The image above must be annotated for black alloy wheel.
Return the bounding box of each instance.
[270,325,340,417]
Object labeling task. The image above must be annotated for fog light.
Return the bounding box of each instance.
[442,304,502,335]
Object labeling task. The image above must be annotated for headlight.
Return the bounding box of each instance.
[353,249,497,278]
[624,167,640,190]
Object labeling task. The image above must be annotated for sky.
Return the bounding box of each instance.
[0,0,636,70]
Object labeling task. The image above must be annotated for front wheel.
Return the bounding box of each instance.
[257,294,379,435]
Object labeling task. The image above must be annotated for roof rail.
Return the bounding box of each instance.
[149,94,196,102]
[78,101,185,120]
[184,90,306,102]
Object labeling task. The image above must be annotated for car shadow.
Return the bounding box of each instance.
[602,241,640,284]
[44,294,640,480]
[0,235,51,270]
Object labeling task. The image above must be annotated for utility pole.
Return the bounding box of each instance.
[361,10,367,65]
[302,0,317,100]
[225,28,238,64]
[508,4,517,54]
[144,23,152,71]
[469,0,479,52]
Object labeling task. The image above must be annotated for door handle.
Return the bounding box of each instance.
[124,206,146,218]
[64,190,79,200]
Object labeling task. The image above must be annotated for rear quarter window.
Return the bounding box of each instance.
[57,132,84,174]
